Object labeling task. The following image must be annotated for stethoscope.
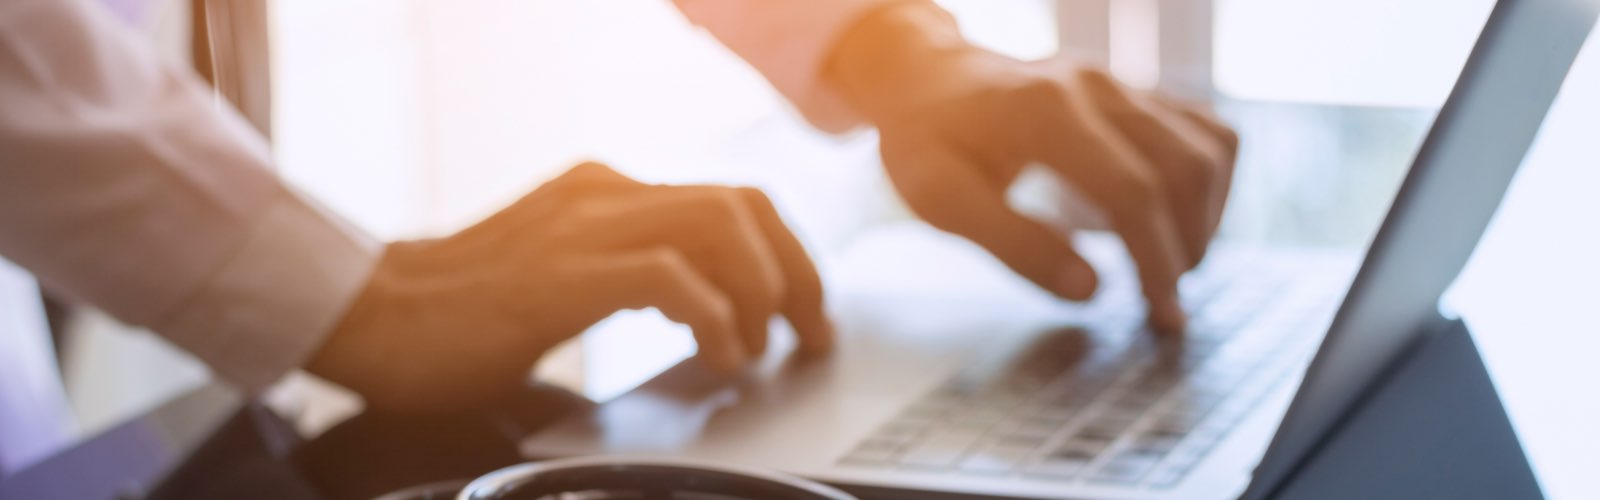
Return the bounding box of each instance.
[376,456,856,500]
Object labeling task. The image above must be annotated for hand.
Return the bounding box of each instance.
[305,163,830,413]
[827,6,1239,333]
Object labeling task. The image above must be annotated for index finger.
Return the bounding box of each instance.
[1035,102,1189,333]
[736,188,834,355]
[879,133,1099,302]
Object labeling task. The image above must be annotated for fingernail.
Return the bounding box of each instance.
[1055,262,1099,301]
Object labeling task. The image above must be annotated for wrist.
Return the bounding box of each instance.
[304,241,433,397]
[303,248,395,389]
[824,3,986,124]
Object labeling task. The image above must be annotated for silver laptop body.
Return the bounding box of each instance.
[525,1,1598,498]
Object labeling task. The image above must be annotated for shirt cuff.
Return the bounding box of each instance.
[153,188,381,395]
[674,0,922,133]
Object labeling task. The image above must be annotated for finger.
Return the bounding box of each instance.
[880,133,1099,301]
[573,187,787,358]
[1148,93,1241,240]
[1078,70,1221,267]
[735,188,833,355]
[1029,89,1189,333]
[564,248,747,373]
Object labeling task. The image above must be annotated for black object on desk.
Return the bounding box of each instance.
[0,382,591,500]
[1269,318,1542,499]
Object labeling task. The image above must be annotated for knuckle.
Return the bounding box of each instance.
[714,187,747,212]
[642,247,693,277]
[1071,66,1111,85]
[558,160,624,190]
[755,272,785,311]
[548,204,595,238]
[567,197,608,220]
[735,186,772,208]
[696,188,748,227]
[1108,170,1166,217]
[697,292,738,331]
[558,199,612,232]
[733,187,783,224]
[1011,83,1086,137]
[1070,66,1120,96]
[1172,153,1217,194]
[1218,125,1241,155]
[885,164,955,218]
[571,160,611,175]
[1015,76,1069,105]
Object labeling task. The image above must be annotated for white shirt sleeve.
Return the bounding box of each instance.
[672,0,919,133]
[0,0,380,394]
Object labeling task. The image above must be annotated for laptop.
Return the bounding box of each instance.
[524,0,1598,498]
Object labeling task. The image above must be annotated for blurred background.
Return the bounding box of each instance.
[42,0,1597,497]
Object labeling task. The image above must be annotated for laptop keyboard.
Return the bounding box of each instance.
[838,267,1342,489]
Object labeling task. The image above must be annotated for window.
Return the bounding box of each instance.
[1215,0,1496,107]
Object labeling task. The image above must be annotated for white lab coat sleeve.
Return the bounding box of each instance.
[0,0,380,394]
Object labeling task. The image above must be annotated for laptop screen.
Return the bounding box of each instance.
[1245,0,1600,496]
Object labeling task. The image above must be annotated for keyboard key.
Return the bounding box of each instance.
[959,444,1033,475]
[1019,403,1083,422]
[1146,465,1188,488]
[1110,393,1162,415]
[991,432,1051,449]
[1053,437,1111,459]
[1027,457,1091,479]
[897,429,983,470]
[873,420,929,441]
[841,446,898,465]
[841,436,903,465]
[949,406,1010,427]
[1189,419,1234,444]
[1088,455,1159,484]
[1164,442,1212,471]
[1036,391,1100,414]
[1002,414,1067,432]
[992,430,1054,448]
[1148,411,1205,436]
[858,434,911,451]
[1125,434,1181,459]
[898,450,964,470]
[1165,390,1226,416]
[1191,366,1247,388]
[1077,415,1135,441]
[901,402,956,422]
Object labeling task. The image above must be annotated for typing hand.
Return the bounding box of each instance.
[828,6,1238,333]
[306,163,830,412]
